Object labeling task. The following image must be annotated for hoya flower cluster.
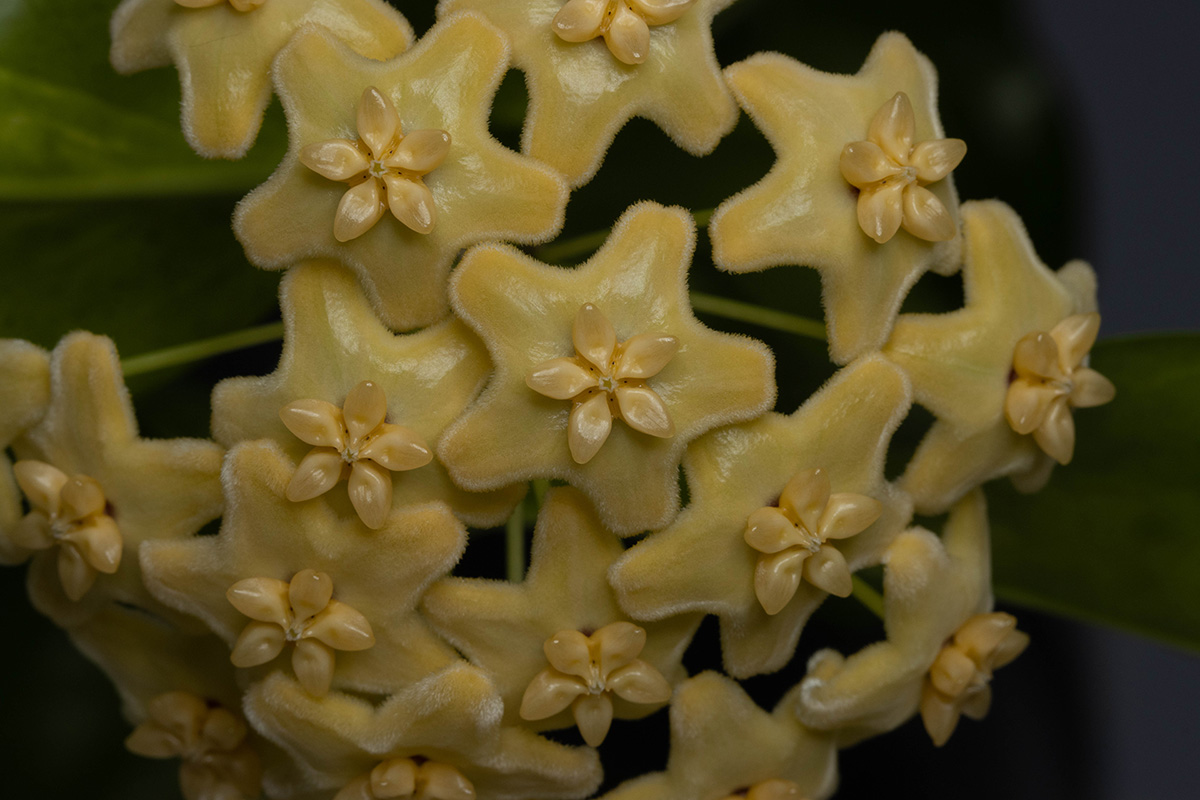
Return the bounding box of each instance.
[1,1,1115,799]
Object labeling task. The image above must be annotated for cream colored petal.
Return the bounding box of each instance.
[1034,399,1076,465]
[1070,368,1116,408]
[910,138,967,183]
[9,513,53,551]
[57,545,98,601]
[544,629,593,678]
[568,393,613,464]
[628,0,697,25]
[521,669,588,720]
[230,621,286,668]
[744,507,802,554]
[12,460,67,514]
[755,548,806,616]
[573,304,618,371]
[1012,331,1062,381]
[343,380,388,444]
[334,178,386,242]
[960,684,992,720]
[779,468,830,534]
[279,399,346,449]
[335,776,374,800]
[868,92,916,164]
[370,759,417,799]
[840,140,902,188]
[605,4,651,65]
[293,638,336,696]
[300,140,370,183]
[573,693,614,747]
[305,599,375,651]
[348,460,393,530]
[955,612,1019,662]
[1004,380,1062,435]
[527,358,598,400]
[801,546,852,597]
[174,0,225,7]
[147,691,207,737]
[419,762,476,800]
[59,476,106,521]
[606,660,672,705]
[901,184,956,242]
[817,493,882,541]
[68,516,122,574]
[288,568,334,623]
[928,647,977,697]
[551,0,607,43]
[614,334,679,380]
[387,129,451,175]
[746,779,805,800]
[125,724,182,759]
[594,621,647,677]
[286,449,346,502]
[200,708,247,752]
[227,577,292,626]
[919,686,960,747]
[614,385,675,438]
[384,174,437,234]
[229,0,267,10]
[360,425,432,472]
[856,181,905,244]
[1050,312,1102,371]
[992,629,1031,670]
[357,86,401,160]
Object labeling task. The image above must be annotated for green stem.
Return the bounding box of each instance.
[536,208,714,263]
[505,500,525,583]
[689,292,826,341]
[851,575,885,620]
[120,322,284,378]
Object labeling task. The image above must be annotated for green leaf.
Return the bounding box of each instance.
[990,333,1200,651]
[0,0,285,199]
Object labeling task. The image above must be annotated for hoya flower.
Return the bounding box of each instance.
[438,0,736,186]
[110,0,413,157]
[0,339,50,566]
[213,262,523,529]
[611,357,912,677]
[709,33,962,363]
[883,201,1107,513]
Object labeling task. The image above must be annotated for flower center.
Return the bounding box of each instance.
[596,374,615,393]
[367,160,388,179]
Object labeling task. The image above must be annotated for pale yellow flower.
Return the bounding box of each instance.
[0,339,50,566]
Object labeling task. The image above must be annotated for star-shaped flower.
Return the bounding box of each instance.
[882,201,1105,514]
[438,202,776,535]
[610,357,913,677]
[213,261,523,529]
[141,441,466,695]
[6,333,223,629]
[437,0,737,186]
[421,487,701,736]
[234,14,569,331]
[796,489,1025,747]
[109,0,413,158]
[0,339,50,566]
[708,34,963,363]
[243,663,602,800]
[598,672,838,800]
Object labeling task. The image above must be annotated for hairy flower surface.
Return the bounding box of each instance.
[234,13,569,330]
[599,672,837,800]
[126,690,263,800]
[551,0,697,66]
[245,664,602,799]
[709,34,962,363]
[0,341,51,565]
[884,201,1105,513]
[110,0,413,157]
[439,202,775,535]
[796,490,1016,746]
[422,487,700,734]
[213,262,522,528]
[437,0,736,186]
[141,442,465,694]
[611,357,912,677]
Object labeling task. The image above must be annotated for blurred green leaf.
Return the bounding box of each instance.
[0,0,285,199]
[992,333,1200,651]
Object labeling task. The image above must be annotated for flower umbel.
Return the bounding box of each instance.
[1005,312,1116,465]
[520,621,672,746]
[227,568,375,696]
[301,86,451,241]
[745,467,883,612]
[552,0,697,65]
[840,91,965,244]
[526,302,678,464]
[10,460,121,601]
[281,379,433,529]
